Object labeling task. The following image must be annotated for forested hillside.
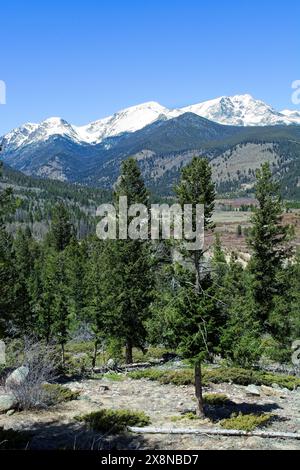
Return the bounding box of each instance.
[0,164,110,239]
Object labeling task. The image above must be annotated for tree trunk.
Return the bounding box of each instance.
[194,251,201,294]
[92,340,98,369]
[125,339,133,364]
[61,343,65,367]
[194,360,205,418]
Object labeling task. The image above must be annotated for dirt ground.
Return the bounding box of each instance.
[0,375,299,450]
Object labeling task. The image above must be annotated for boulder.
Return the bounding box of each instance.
[107,359,118,369]
[0,393,18,413]
[245,385,260,396]
[261,385,286,398]
[5,366,29,389]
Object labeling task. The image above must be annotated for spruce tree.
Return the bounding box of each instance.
[102,158,154,364]
[247,163,293,329]
[0,163,18,335]
[47,202,75,251]
[12,228,39,334]
[220,253,262,366]
[175,157,217,417]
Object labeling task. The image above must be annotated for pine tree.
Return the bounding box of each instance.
[0,163,19,335]
[175,156,215,292]
[47,202,75,251]
[211,233,228,287]
[175,157,217,417]
[0,226,16,335]
[12,228,39,333]
[102,158,154,364]
[64,238,87,324]
[36,248,73,362]
[220,253,262,366]
[85,238,107,367]
[247,163,293,329]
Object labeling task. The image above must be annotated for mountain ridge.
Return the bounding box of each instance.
[2,94,300,155]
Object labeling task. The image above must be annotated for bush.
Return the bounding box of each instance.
[7,340,59,410]
[203,393,230,405]
[63,352,91,376]
[76,409,151,434]
[128,366,300,390]
[220,412,272,431]
[42,384,80,405]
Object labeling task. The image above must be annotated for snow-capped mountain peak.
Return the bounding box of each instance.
[74,101,181,144]
[2,95,300,154]
[181,94,292,126]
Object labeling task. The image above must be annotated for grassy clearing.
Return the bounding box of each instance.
[102,372,126,381]
[75,409,151,434]
[220,412,272,432]
[128,366,300,390]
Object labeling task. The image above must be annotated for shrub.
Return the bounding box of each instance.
[220,412,272,431]
[42,384,80,405]
[63,352,91,376]
[128,366,300,390]
[76,409,151,434]
[7,340,59,410]
[203,367,259,385]
[203,393,230,405]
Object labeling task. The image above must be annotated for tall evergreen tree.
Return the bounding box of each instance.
[175,157,217,417]
[220,253,262,366]
[12,228,39,333]
[0,163,18,335]
[102,158,154,363]
[247,163,293,329]
[47,202,75,251]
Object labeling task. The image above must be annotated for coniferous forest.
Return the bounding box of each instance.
[0,155,300,450]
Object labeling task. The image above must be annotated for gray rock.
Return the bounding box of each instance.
[107,359,118,369]
[0,393,18,413]
[6,409,15,416]
[5,366,29,389]
[271,383,281,390]
[261,384,287,398]
[245,385,260,396]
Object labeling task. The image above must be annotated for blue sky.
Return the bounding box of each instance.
[0,0,299,135]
